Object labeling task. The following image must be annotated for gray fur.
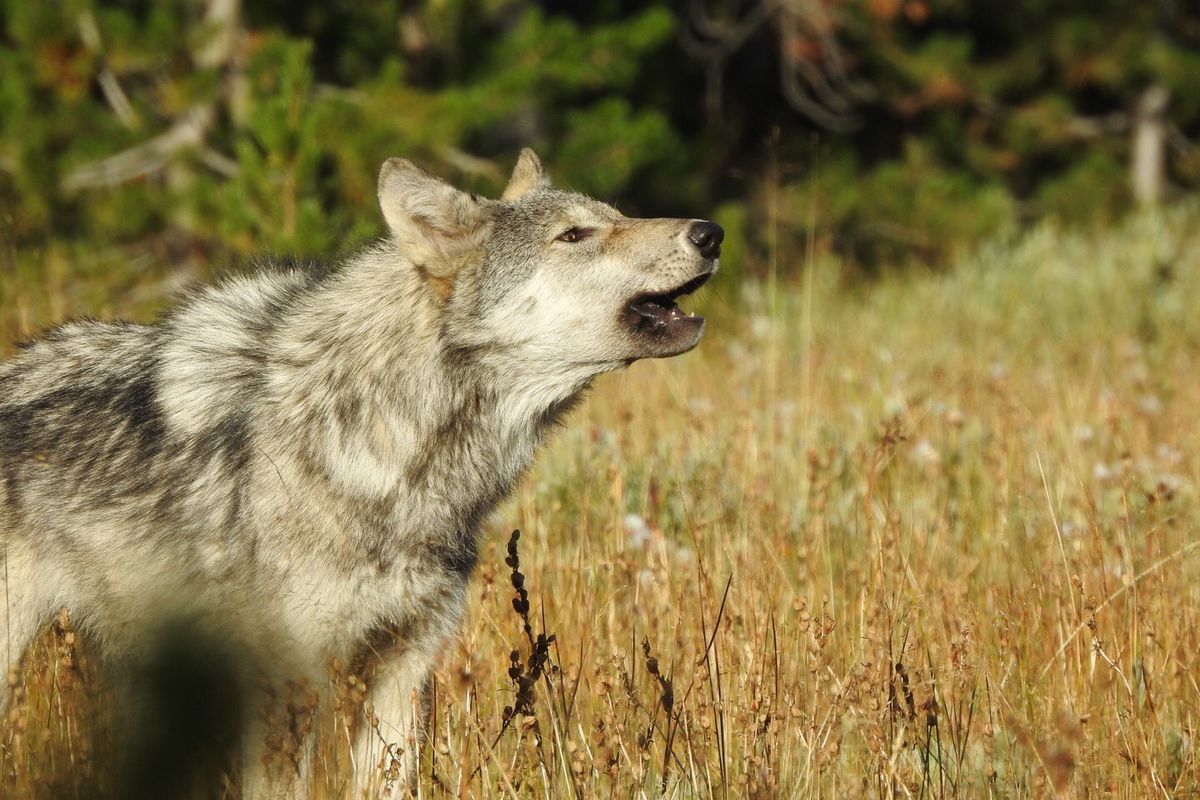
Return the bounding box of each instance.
[0,150,719,798]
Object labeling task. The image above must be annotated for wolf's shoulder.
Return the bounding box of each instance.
[210,255,341,302]
[161,256,337,332]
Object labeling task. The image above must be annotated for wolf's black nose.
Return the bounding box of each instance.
[688,221,724,260]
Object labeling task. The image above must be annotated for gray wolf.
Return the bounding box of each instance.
[0,149,722,797]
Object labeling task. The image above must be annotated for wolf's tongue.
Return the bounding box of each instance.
[631,297,685,326]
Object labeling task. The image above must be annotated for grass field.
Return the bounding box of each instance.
[3,207,1200,798]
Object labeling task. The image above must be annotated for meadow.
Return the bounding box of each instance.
[2,207,1199,798]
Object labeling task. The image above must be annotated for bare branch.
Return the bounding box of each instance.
[200,147,240,178]
[195,0,241,69]
[436,146,504,181]
[62,0,245,194]
[61,106,214,194]
[1064,112,1129,139]
[780,64,860,132]
[77,10,141,130]
[686,0,871,131]
[777,6,860,133]
[687,0,779,49]
[791,0,874,103]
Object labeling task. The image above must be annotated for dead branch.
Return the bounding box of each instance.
[685,0,872,131]
[61,0,243,194]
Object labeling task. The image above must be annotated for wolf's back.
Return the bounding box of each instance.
[0,266,319,542]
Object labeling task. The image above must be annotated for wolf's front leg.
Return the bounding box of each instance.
[349,591,463,800]
[350,645,433,797]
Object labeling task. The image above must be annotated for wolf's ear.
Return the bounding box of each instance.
[378,158,492,293]
[500,148,550,202]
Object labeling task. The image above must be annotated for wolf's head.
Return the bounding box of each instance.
[377,150,721,378]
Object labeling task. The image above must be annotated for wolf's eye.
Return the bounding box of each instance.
[555,226,593,243]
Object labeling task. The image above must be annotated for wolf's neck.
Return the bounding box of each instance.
[271,251,590,527]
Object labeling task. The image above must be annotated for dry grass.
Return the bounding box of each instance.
[3,207,1200,797]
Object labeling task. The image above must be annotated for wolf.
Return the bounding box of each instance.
[0,149,722,797]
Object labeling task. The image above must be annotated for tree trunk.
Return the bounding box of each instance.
[1131,84,1169,206]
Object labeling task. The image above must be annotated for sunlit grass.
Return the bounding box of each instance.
[3,207,1199,797]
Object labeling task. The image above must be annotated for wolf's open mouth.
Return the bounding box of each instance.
[628,271,712,327]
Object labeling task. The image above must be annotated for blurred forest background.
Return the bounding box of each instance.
[3,0,1200,288]
[4,4,1200,797]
